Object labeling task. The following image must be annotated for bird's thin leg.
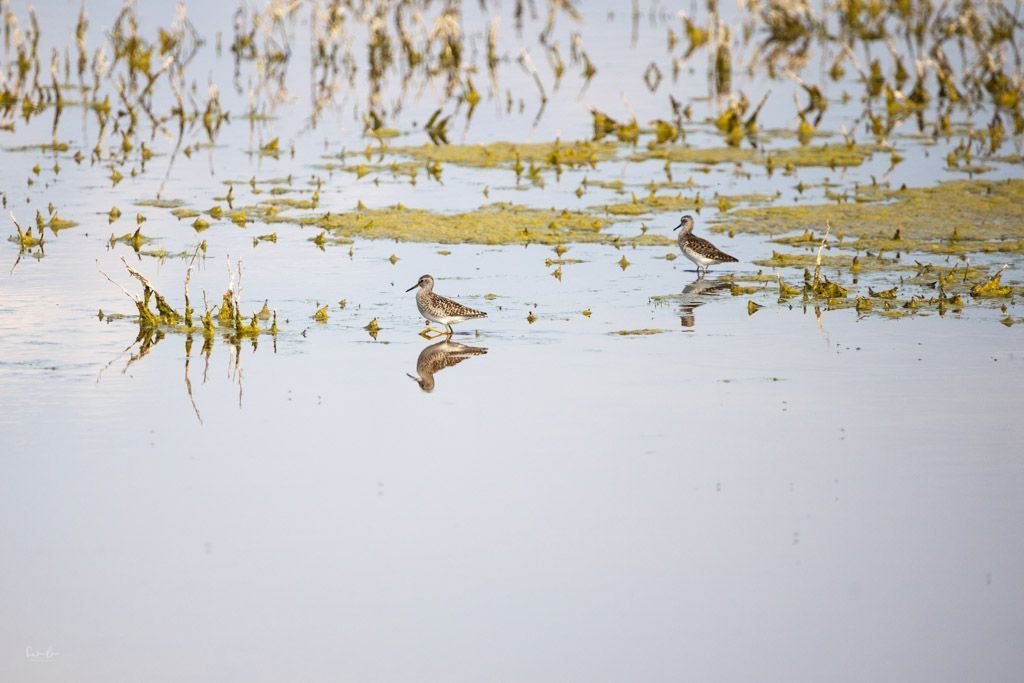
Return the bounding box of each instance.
[445,323,453,336]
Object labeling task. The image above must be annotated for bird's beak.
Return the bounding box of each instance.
[405,283,418,292]
[673,222,682,231]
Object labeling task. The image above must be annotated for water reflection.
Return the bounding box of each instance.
[407,339,488,393]
[678,276,731,328]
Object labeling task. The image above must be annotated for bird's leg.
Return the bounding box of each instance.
[419,327,445,339]
[445,323,453,336]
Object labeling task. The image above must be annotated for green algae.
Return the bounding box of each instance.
[716,179,1024,256]
[5,141,71,153]
[384,140,617,169]
[591,179,626,192]
[318,160,420,180]
[771,229,826,247]
[629,143,882,168]
[136,198,186,209]
[610,329,664,336]
[109,228,154,251]
[137,248,192,260]
[601,190,774,217]
[603,191,696,216]
[753,250,904,271]
[47,213,78,232]
[234,201,672,246]
[266,197,318,210]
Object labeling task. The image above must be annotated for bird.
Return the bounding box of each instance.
[673,214,738,276]
[405,274,487,337]
[407,339,488,392]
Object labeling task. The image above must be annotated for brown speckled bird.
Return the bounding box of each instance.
[673,214,738,276]
[406,274,487,337]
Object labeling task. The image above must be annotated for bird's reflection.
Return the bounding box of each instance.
[678,275,731,328]
[407,338,488,392]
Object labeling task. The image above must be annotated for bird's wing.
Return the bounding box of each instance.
[688,235,738,262]
[430,293,487,318]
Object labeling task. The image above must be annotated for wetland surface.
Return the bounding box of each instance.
[2,1,1023,680]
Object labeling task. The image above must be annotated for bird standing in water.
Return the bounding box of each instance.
[674,214,738,276]
[405,274,487,338]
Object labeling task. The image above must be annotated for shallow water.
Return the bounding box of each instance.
[2,1,1024,680]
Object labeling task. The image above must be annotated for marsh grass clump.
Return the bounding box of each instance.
[101,253,277,354]
[970,265,1013,298]
[748,221,1021,320]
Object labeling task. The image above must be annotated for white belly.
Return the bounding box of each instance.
[417,300,469,325]
[682,245,717,268]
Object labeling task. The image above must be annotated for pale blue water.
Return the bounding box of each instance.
[2,1,1023,680]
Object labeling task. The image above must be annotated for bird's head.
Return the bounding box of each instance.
[406,274,434,292]
[673,215,695,234]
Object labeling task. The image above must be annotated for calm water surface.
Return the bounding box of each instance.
[1,1,1023,680]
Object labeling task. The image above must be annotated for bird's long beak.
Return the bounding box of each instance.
[673,221,682,231]
[405,283,418,292]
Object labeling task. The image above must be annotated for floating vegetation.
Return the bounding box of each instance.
[610,329,664,336]
[603,190,774,217]
[754,251,903,271]
[971,266,1013,298]
[136,198,186,209]
[0,0,1020,364]
[716,180,1024,257]
[226,201,673,246]
[109,228,153,251]
[629,143,883,168]
[384,139,616,171]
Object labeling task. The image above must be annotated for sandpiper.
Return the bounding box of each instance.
[674,214,738,276]
[405,274,487,338]
[408,339,488,392]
